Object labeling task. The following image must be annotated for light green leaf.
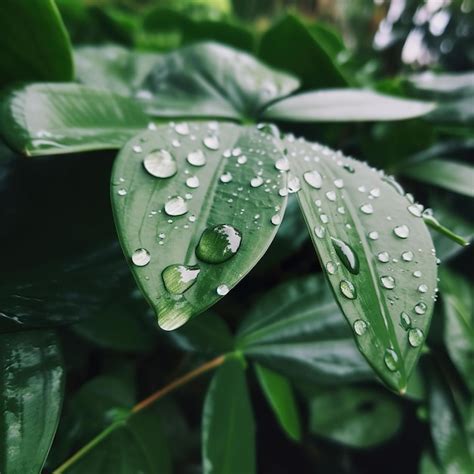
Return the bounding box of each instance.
[138,42,299,119]
[111,122,287,330]
[237,275,372,384]
[202,357,255,474]
[0,0,73,88]
[0,330,64,474]
[409,71,474,95]
[286,136,438,392]
[254,363,301,441]
[263,89,435,122]
[0,83,149,156]
[403,159,474,197]
[309,385,402,448]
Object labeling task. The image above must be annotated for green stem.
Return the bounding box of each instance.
[423,214,470,247]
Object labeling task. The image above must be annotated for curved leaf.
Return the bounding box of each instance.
[139,42,299,119]
[263,89,435,122]
[0,330,64,474]
[0,0,73,88]
[0,83,149,156]
[286,136,438,392]
[202,357,255,474]
[111,122,287,330]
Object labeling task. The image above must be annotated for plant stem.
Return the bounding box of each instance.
[423,214,470,247]
[53,354,226,473]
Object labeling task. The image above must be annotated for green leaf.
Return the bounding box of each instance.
[428,95,474,126]
[420,450,443,474]
[139,42,299,119]
[309,385,402,448]
[202,357,255,474]
[0,83,149,156]
[254,363,301,441]
[263,89,435,122]
[439,269,474,393]
[237,275,372,384]
[0,330,64,474]
[403,159,474,197]
[258,14,348,91]
[0,0,73,88]
[111,122,287,330]
[286,136,438,392]
[408,72,474,96]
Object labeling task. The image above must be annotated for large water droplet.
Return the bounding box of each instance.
[400,312,412,330]
[162,264,200,294]
[132,248,150,267]
[353,319,367,336]
[377,251,390,263]
[408,203,424,217]
[401,251,414,262]
[360,203,374,215]
[275,157,290,171]
[303,170,323,189]
[217,284,229,296]
[381,275,396,289]
[143,150,177,178]
[187,150,206,166]
[340,280,357,299]
[384,348,399,372]
[314,226,325,239]
[287,175,301,193]
[196,224,242,263]
[271,214,281,226]
[414,302,427,315]
[408,328,424,347]
[186,176,200,188]
[203,135,219,150]
[331,237,360,274]
[393,225,410,239]
[250,176,263,188]
[164,196,188,216]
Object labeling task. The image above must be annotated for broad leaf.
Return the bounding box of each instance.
[0,0,73,88]
[309,385,402,448]
[0,330,64,474]
[138,42,299,119]
[403,159,474,197]
[258,14,348,90]
[0,83,149,156]
[202,357,255,474]
[263,89,435,122]
[254,363,301,441]
[286,135,438,392]
[409,72,474,95]
[237,275,372,384]
[111,122,288,330]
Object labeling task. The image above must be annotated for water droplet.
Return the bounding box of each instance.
[360,203,374,214]
[370,188,381,198]
[408,203,424,217]
[203,135,219,150]
[143,150,177,178]
[278,188,288,197]
[174,122,190,135]
[250,176,263,188]
[257,123,280,138]
[400,312,412,330]
[196,224,242,263]
[131,248,150,267]
[408,328,424,347]
[418,284,428,293]
[164,196,188,216]
[378,251,390,263]
[314,226,325,239]
[343,164,355,173]
[187,149,209,169]
[133,144,142,153]
[331,237,360,274]
[337,206,345,214]
[381,275,396,289]
[326,261,336,274]
[287,175,301,193]
[402,251,414,262]
[353,319,367,336]
[334,179,344,188]
[275,158,290,171]
[413,271,422,278]
[384,348,399,372]
[217,284,229,296]
[237,155,247,164]
[186,176,200,188]
[340,280,357,299]
[368,231,379,240]
[271,214,281,225]
[326,191,337,202]
[220,172,232,183]
[303,170,323,189]
[414,302,427,314]
[117,188,127,196]
[383,176,404,195]
[162,264,200,294]
[393,225,410,239]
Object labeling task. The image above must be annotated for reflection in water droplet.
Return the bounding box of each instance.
[143,149,177,178]
[271,214,281,225]
[217,284,229,296]
[162,264,200,294]
[250,176,263,188]
[368,231,379,240]
[384,348,399,372]
[360,203,374,215]
[326,261,336,274]
[220,172,232,183]
[203,135,220,150]
[132,248,150,267]
[381,275,396,289]
[402,251,414,262]
[196,224,242,263]
[408,203,424,217]
[408,328,424,347]
[414,302,427,314]
[287,175,301,193]
[275,158,290,171]
[340,280,357,299]
[377,251,390,263]
[418,284,428,293]
[314,226,325,239]
[187,150,206,166]
[186,176,200,188]
[303,170,323,189]
[354,319,367,335]
[331,237,360,274]
[164,196,188,216]
[400,312,412,330]
[394,225,410,239]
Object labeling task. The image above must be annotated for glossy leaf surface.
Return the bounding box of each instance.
[0,83,148,156]
[287,136,438,391]
[111,122,287,330]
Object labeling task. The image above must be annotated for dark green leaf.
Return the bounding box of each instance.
[237,275,372,384]
[258,14,348,91]
[287,136,438,392]
[263,89,435,122]
[202,357,255,474]
[0,0,73,88]
[428,96,474,126]
[309,385,402,448]
[0,330,64,474]
[419,450,443,474]
[254,363,301,441]
[0,83,149,156]
[111,123,287,330]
